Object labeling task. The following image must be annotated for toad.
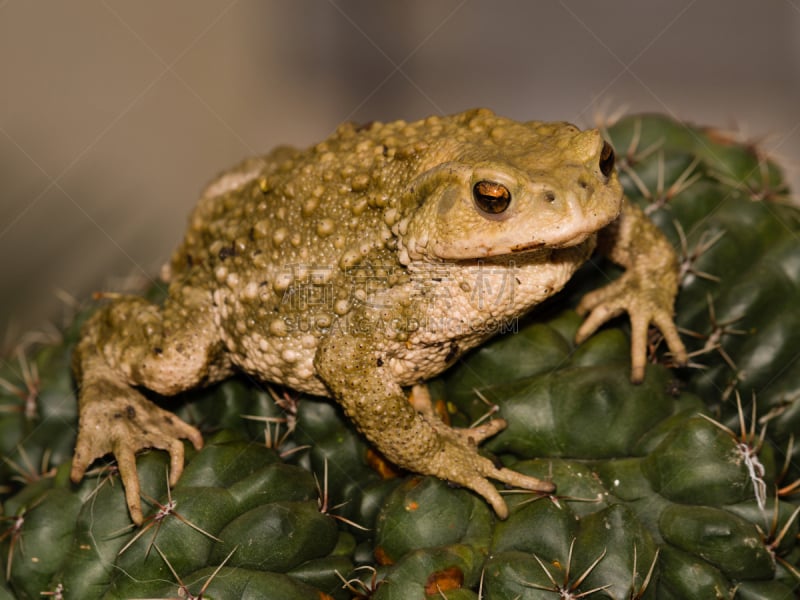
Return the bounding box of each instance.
[70,109,687,524]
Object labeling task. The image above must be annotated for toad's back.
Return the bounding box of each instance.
[166,114,478,287]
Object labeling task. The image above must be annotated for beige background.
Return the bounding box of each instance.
[2,1,799,347]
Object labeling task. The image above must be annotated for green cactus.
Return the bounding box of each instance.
[1,113,799,598]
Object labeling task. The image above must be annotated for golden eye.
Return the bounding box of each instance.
[599,141,615,178]
[473,181,511,215]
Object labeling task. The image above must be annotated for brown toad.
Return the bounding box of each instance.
[70,109,687,524]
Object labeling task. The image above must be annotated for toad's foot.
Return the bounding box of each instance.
[408,383,548,516]
[422,416,555,519]
[70,379,203,525]
[408,384,504,443]
[576,272,688,383]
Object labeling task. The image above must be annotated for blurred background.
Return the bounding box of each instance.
[2,0,799,347]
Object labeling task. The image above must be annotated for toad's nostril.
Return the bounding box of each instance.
[544,191,556,203]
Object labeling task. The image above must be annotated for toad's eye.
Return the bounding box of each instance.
[473,181,511,215]
[599,141,615,178]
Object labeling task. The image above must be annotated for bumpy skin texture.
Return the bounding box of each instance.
[70,109,687,524]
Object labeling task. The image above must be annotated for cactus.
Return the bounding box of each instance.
[1,113,799,598]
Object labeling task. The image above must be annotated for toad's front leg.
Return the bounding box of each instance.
[576,200,688,382]
[71,290,230,524]
[314,334,554,519]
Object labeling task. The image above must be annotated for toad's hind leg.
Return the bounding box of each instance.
[316,336,554,519]
[70,284,230,524]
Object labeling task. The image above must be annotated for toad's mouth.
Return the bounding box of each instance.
[426,227,601,262]
[509,229,594,253]
[452,235,595,268]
